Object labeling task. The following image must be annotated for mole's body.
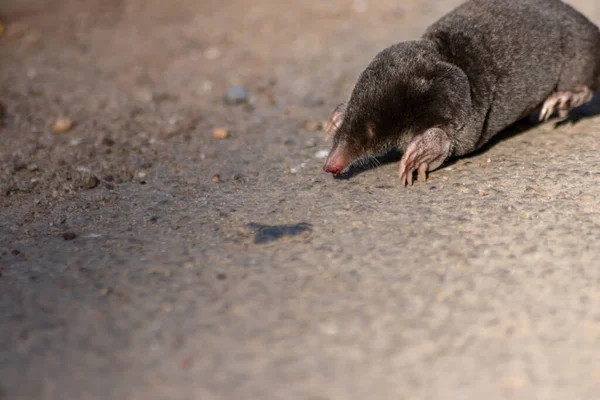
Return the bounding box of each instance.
[324,0,600,185]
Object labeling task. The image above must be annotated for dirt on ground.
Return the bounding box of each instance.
[2,0,600,399]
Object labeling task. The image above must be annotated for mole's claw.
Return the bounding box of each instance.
[538,105,549,121]
[418,163,428,182]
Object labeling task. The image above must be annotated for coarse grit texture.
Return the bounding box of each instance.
[2,1,600,399]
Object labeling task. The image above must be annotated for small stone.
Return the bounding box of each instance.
[101,137,115,147]
[204,47,221,60]
[216,272,227,280]
[211,174,222,183]
[52,117,73,134]
[303,120,322,132]
[232,173,245,182]
[305,138,317,148]
[212,128,229,139]
[224,86,249,105]
[84,175,100,189]
[62,232,77,241]
[314,150,329,159]
[161,123,179,137]
[138,171,147,179]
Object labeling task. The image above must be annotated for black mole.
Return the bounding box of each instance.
[323,0,600,185]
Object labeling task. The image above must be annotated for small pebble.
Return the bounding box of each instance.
[62,232,77,241]
[211,174,222,183]
[232,173,245,182]
[314,150,329,159]
[305,138,317,148]
[303,120,322,132]
[212,128,229,139]
[52,117,73,134]
[138,171,147,179]
[84,175,100,189]
[224,86,249,105]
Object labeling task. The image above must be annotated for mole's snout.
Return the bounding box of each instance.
[323,144,350,175]
[323,162,343,175]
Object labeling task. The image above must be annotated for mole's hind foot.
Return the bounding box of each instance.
[539,86,593,122]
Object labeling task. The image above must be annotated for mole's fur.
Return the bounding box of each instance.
[324,0,600,185]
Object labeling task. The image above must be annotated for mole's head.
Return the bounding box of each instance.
[324,40,466,175]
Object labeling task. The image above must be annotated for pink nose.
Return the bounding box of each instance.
[323,143,349,175]
[323,158,347,175]
[324,163,343,174]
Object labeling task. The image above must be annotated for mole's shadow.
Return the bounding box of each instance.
[334,90,600,179]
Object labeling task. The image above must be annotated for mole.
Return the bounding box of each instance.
[323,0,600,185]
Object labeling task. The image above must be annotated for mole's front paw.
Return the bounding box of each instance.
[398,127,451,187]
